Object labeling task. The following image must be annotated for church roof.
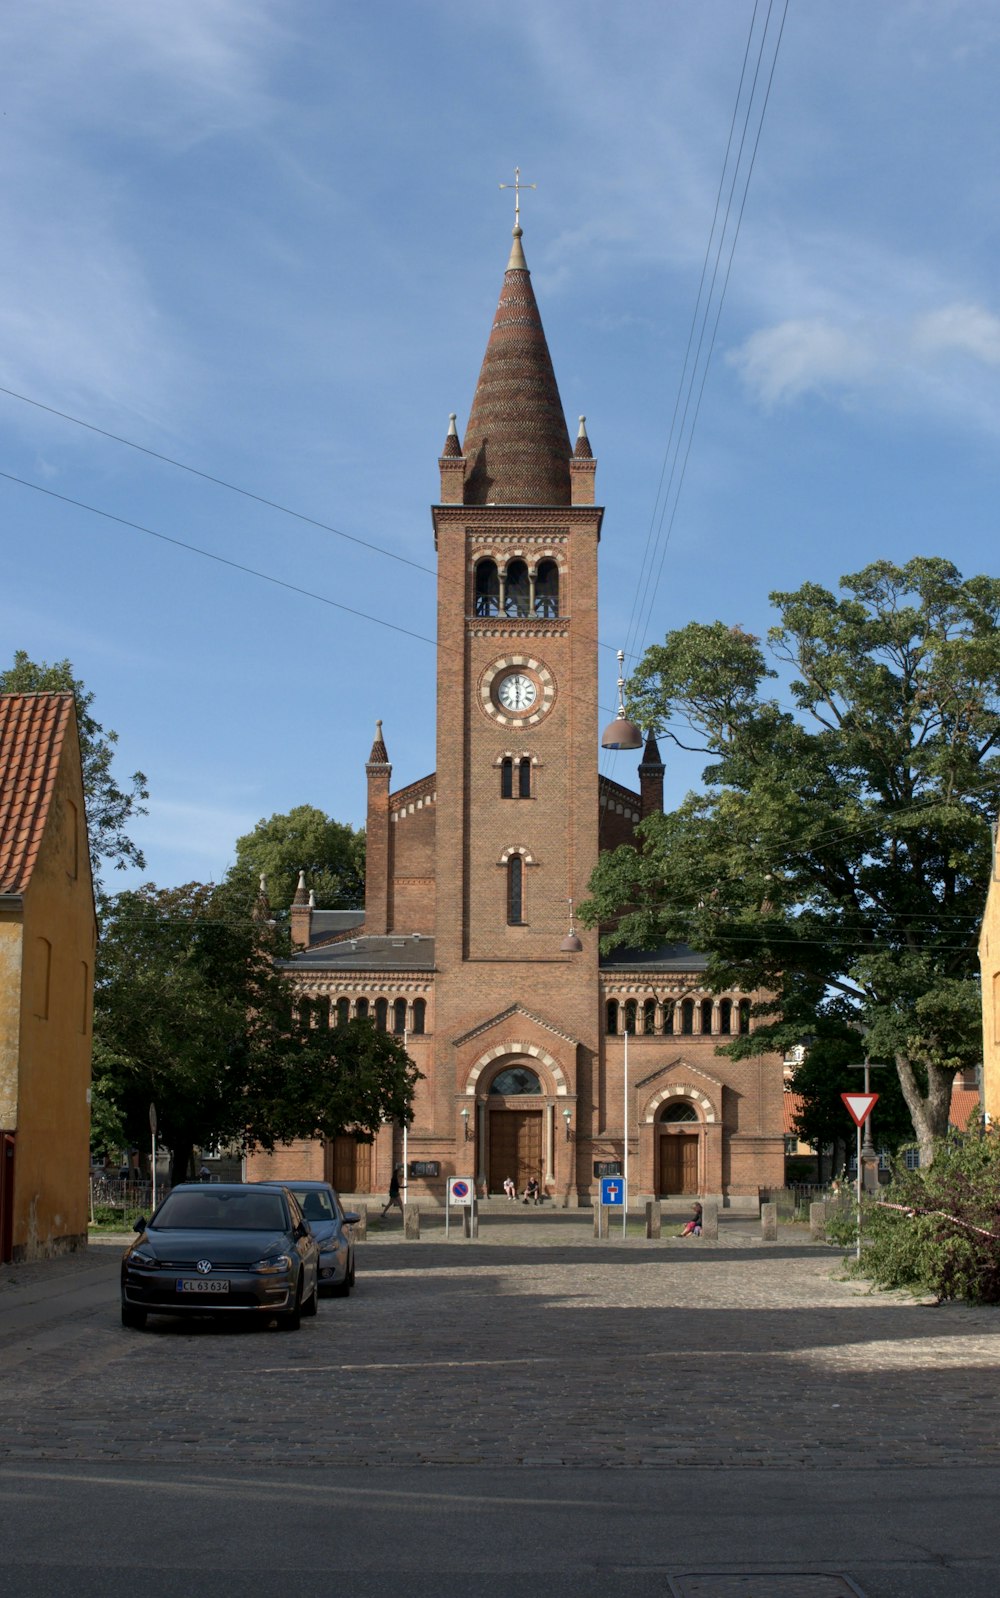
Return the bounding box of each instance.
[599,943,709,974]
[282,933,435,972]
[0,692,76,894]
[462,226,571,506]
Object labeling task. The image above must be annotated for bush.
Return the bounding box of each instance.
[855,1133,1000,1302]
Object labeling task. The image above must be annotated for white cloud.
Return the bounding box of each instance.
[727,318,876,406]
[912,302,1000,364]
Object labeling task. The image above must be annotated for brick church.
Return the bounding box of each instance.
[249,221,785,1206]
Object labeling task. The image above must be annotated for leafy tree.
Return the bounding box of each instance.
[228,804,365,910]
[788,1025,915,1174]
[582,559,999,1163]
[94,877,417,1184]
[0,651,148,889]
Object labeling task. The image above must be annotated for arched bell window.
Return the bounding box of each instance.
[505,559,530,617]
[392,998,407,1035]
[501,757,513,798]
[738,999,751,1035]
[719,999,732,1036]
[661,1000,675,1036]
[700,999,713,1034]
[475,559,500,617]
[643,998,657,1035]
[534,559,559,617]
[412,999,426,1035]
[374,997,388,1032]
[335,997,350,1028]
[606,999,619,1035]
[518,758,531,798]
[623,999,638,1035]
[355,998,369,1021]
[681,999,694,1035]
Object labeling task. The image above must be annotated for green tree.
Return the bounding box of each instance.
[0,651,148,889]
[228,804,365,910]
[788,1027,915,1174]
[582,559,999,1163]
[94,878,416,1184]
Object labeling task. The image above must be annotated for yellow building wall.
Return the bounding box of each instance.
[0,918,23,1125]
[10,717,96,1257]
[980,825,1000,1127]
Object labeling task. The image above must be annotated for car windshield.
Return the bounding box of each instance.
[154,1191,289,1231]
[291,1189,336,1222]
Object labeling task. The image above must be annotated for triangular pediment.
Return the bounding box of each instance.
[634,1057,724,1094]
[452,1002,579,1052]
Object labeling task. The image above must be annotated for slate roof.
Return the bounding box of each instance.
[599,943,710,974]
[309,910,366,944]
[0,693,76,894]
[462,226,572,506]
[282,934,436,973]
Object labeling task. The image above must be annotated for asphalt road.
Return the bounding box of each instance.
[1,1219,998,1597]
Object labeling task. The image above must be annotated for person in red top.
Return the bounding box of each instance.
[680,1202,703,1237]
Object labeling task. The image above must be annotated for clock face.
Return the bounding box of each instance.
[497,672,537,713]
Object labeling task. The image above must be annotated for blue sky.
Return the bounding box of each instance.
[3,1,999,900]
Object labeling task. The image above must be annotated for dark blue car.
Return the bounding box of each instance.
[276,1180,359,1297]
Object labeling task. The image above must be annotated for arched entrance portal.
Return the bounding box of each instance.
[487,1064,543,1193]
[657,1100,700,1195]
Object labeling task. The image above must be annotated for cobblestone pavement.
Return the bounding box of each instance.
[1,1216,998,1471]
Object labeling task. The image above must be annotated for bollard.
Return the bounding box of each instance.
[645,1200,661,1240]
[761,1201,777,1241]
[353,1205,368,1241]
[403,1202,420,1240]
[809,1200,827,1241]
[700,1201,718,1240]
[594,1204,608,1238]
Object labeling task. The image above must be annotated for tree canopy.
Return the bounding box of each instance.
[228,804,365,911]
[582,558,1000,1160]
[0,651,148,890]
[94,877,417,1183]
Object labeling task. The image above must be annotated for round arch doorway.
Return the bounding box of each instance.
[657,1100,701,1195]
[487,1064,544,1195]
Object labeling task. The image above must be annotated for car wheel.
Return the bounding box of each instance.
[279,1278,303,1330]
[121,1302,147,1330]
[302,1277,318,1317]
[348,1256,355,1287]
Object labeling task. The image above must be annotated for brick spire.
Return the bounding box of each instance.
[462,225,571,506]
[639,728,665,820]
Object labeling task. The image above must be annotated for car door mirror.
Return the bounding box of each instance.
[295,1219,310,1239]
[342,1212,361,1225]
[133,1217,147,1232]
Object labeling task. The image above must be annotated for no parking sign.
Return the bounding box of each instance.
[448,1177,474,1206]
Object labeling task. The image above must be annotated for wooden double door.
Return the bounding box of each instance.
[659,1133,699,1195]
[489,1109,543,1194]
[328,1135,372,1194]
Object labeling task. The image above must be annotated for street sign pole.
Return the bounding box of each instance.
[841,1087,880,1262]
[149,1102,158,1212]
[622,1028,629,1240]
[402,1029,409,1207]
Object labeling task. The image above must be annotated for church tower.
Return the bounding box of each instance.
[431,222,602,1196]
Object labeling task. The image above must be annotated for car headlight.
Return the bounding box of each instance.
[251,1253,293,1275]
[126,1247,157,1269]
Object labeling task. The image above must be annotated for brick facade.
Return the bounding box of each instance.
[249,226,785,1204]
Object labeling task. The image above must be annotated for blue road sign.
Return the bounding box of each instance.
[600,1176,625,1207]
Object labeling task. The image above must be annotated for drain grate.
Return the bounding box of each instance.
[666,1577,867,1598]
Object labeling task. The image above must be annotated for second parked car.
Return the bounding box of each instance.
[270,1180,360,1297]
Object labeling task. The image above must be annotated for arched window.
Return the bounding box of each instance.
[490,1066,542,1095]
[412,998,426,1034]
[355,997,369,1021]
[738,1000,751,1035]
[719,999,732,1035]
[700,999,713,1035]
[534,559,559,617]
[336,997,350,1028]
[507,855,524,924]
[501,757,513,798]
[681,999,694,1035]
[661,1001,675,1036]
[505,559,530,617]
[623,999,638,1035]
[374,997,388,1032]
[393,998,407,1035]
[606,999,619,1035]
[643,998,657,1035]
[474,559,500,616]
[518,758,531,799]
[661,1100,699,1123]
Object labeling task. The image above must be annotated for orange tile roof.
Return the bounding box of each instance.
[0,693,75,894]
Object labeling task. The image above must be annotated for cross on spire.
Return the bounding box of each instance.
[498,166,537,229]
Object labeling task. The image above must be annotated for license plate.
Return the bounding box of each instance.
[177,1278,230,1294]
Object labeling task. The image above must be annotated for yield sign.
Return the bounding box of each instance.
[841,1091,878,1127]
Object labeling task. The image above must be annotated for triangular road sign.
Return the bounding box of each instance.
[841,1091,878,1127]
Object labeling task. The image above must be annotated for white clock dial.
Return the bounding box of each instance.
[497,672,537,712]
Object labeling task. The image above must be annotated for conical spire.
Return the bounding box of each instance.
[463,226,571,506]
[639,728,664,770]
[292,868,309,907]
[440,413,463,458]
[367,718,389,766]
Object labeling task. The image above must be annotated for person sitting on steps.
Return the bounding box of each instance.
[503,1175,516,1200]
[523,1175,541,1205]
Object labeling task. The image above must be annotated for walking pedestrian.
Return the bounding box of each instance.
[381,1167,404,1219]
